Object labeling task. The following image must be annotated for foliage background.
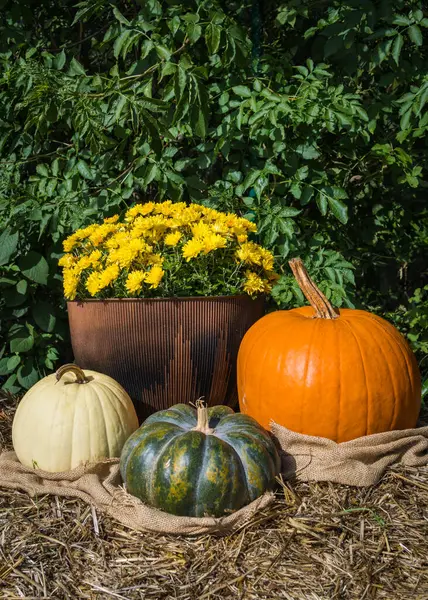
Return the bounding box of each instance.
[0,0,427,395]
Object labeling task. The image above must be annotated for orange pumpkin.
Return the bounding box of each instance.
[237,258,421,442]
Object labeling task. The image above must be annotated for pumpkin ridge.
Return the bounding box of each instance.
[301,321,319,436]
[96,381,126,447]
[94,384,111,458]
[193,432,209,514]
[214,431,252,502]
[70,384,83,470]
[243,320,274,417]
[352,317,401,432]
[341,319,370,437]
[217,428,276,488]
[146,428,187,506]
[357,314,419,405]
[336,324,342,443]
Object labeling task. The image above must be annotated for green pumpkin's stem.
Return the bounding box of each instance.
[289,258,339,320]
[56,363,89,384]
[193,398,214,435]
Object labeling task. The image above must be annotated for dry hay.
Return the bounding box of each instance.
[0,393,427,600]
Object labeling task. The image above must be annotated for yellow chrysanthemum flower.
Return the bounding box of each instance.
[202,233,227,253]
[58,254,76,268]
[260,248,275,271]
[63,235,78,252]
[243,271,265,295]
[125,202,155,221]
[191,222,212,238]
[60,200,277,300]
[98,265,120,290]
[63,269,80,300]
[75,255,93,273]
[105,231,129,249]
[235,242,263,265]
[89,224,117,246]
[104,214,120,224]
[147,253,164,266]
[88,249,103,266]
[126,270,146,294]
[164,231,182,246]
[85,271,102,297]
[211,221,230,236]
[145,265,164,289]
[182,237,204,261]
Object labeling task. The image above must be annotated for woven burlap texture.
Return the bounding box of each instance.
[271,423,428,486]
[0,451,274,536]
[1,424,427,536]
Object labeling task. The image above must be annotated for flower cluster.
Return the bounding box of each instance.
[60,201,278,300]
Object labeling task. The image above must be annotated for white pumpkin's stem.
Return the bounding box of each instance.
[193,398,214,435]
[56,363,89,384]
[289,258,339,320]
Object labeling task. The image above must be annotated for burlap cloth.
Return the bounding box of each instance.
[1,422,427,536]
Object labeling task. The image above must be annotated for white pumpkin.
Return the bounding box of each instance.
[12,364,139,472]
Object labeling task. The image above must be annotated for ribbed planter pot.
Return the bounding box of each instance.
[67,295,265,422]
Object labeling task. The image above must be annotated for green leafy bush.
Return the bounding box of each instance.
[0,0,427,393]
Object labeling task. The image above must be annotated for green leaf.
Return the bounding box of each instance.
[400,108,412,130]
[392,15,411,26]
[3,286,27,307]
[408,25,423,46]
[373,39,393,66]
[53,49,66,70]
[328,197,348,224]
[0,229,19,266]
[280,207,302,217]
[7,355,21,372]
[392,33,404,65]
[232,86,252,98]
[16,280,27,295]
[242,169,262,191]
[317,192,328,216]
[69,57,86,76]
[18,251,49,285]
[155,45,172,61]
[187,23,202,44]
[194,105,208,138]
[114,30,131,59]
[32,301,57,332]
[36,164,49,177]
[113,6,130,26]
[9,328,34,354]
[296,144,320,159]
[143,163,159,186]
[290,182,301,199]
[77,160,95,180]
[206,23,222,54]
[0,357,14,376]
[324,36,343,58]
[2,374,21,394]
[300,187,314,206]
[17,359,39,389]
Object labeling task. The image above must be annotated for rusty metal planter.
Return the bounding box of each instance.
[67,296,264,422]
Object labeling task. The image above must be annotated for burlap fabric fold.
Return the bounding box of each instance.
[271,423,428,486]
[0,451,274,536]
[1,424,427,536]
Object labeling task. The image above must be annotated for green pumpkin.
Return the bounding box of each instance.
[120,402,280,518]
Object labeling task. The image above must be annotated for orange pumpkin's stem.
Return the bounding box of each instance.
[289,258,339,320]
[56,363,89,384]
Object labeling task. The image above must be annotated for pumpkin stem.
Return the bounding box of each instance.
[289,258,339,320]
[55,363,89,384]
[193,398,214,435]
